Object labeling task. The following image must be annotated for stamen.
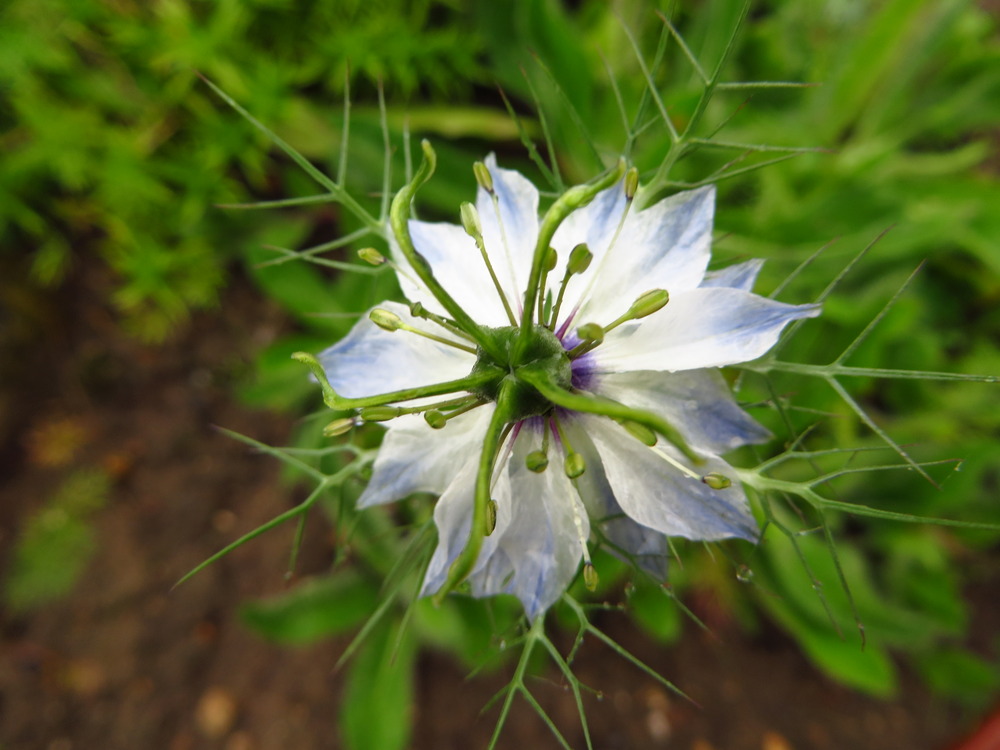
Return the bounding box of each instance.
[701,472,733,490]
[487,192,522,318]
[323,416,357,437]
[525,417,551,472]
[563,176,637,326]
[357,247,386,265]
[409,301,475,343]
[548,243,593,330]
[649,445,702,481]
[552,414,586,479]
[461,201,517,325]
[368,308,477,354]
[567,289,669,359]
[559,428,596,590]
[473,160,494,193]
[358,247,425,293]
[360,394,479,424]
[576,322,604,345]
[425,397,487,429]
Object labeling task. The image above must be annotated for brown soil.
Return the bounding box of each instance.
[1,262,997,750]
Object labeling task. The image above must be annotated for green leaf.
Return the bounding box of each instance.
[341,619,416,750]
[780,607,898,697]
[4,468,110,612]
[916,648,1000,705]
[241,571,378,645]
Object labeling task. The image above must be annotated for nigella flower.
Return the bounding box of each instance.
[297,144,819,620]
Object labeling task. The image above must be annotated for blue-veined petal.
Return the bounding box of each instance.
[390,221,513,326]
[593,287,819,373]
[358,408,493,508]
[553,186,716,327]
[582,415,757,542]
[590,369,771,454]
[318,301,473,399]
[701,258,765,292]
[565,419,668,577]
[421,427,587,620]
[420,446,514,601]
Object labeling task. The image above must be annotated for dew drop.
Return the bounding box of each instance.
[735,565,754,583]
[595,691,605,702]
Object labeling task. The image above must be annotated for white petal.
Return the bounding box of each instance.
[318,301,474,398]
[593,287,820,373]
[701,258,765,292]
[551,186,716,329]
[582,415,758,542]
[475,154,540,317]
[421,425,587,620]
[358,407,493,508]
[591,369,771,454]
[419,443,514,598]
[564,420,668,577]
[389,220,514,327]
[471,431,588,619]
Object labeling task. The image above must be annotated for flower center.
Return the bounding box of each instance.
[469,325,572,421]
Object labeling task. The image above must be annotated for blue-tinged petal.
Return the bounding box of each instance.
[553,186,716,328]
[318,301,474,399]
[593,287,820,374]
[421,426,587,620]
[564,419,668,577]
[590,369,771,454]
[582,415,758,542]
[475,154,540,316]
[358,408,493,508]
[420,441,515,601]
[701,258,765,292]
[389,220,515,327]
[474,432,588,620]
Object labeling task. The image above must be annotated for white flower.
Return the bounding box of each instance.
[318,154,819,620]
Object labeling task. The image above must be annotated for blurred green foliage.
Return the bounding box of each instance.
[1,0,483,340]
[4,467,110,611]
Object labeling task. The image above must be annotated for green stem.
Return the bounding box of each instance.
[739,359,999,383]
[515,161,626,363]
[432,377,517,605]
[390,141,504,362]
[517,368,701,464]
[292,351,502,410]
[736,471,1000,531]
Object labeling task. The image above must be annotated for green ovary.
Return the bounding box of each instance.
[469,325,572,420]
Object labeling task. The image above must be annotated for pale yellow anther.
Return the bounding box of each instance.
[358,247,386,266]
[369,308,402,331]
